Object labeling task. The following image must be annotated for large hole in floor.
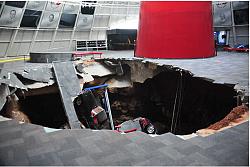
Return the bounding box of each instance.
[109,71,238,134]
[0,69,239,135]
[1,92,68,129]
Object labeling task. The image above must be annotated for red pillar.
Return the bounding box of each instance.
[135,1,215,59]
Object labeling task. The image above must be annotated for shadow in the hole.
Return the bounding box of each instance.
[109,71,237,135]
[18,93,68,129]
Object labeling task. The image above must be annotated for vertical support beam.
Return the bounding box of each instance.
[0,1,5,15]
[226,30,230,45]
[107,1,114,29]
[230,1,237,46]
[68,2,81,51]
[28,1,48,53]
[104,88,114,130]
[88,2,97,41]
[106,1,114,50]
[49,2,64,50]
[96,33,99,51]
[5,2,27,57]
[125,1,129,24]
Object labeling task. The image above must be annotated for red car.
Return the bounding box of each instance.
[115,117,156,134]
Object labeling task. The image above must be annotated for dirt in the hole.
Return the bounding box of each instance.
[207,105,249,130]
[109,87,143,125]
[1,94,31,123]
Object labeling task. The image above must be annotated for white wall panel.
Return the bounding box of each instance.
[55,31,72,40]
[51,40,70,51]
[63,4,79,14]
[128,7,139,15]
[89,30,98,40]
[112,7,127,15]
[0,29,14,41]
[26,1,46,11]
[16,30,34,41]
[109,16,139,29]
[8,42,21,56]
[36,31,54,41]
[93,15,109,27]
[95,6,112,15]
[32,41,51,51]
[90,30,106,40]
[46,1,63,12]
[97,30,106,40]
[109,16,126,27]
[73,31,90,40]
[17,42,31,55]
[0,43,9,58]
[70,40,76,51]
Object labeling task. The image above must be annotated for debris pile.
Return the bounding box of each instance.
[207,105,249,130]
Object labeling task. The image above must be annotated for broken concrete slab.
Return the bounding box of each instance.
[0,84,10,111]
[52,61,82,129]
[0,69,27,90]
[76,73,94,83]
[104,60,124,76]
[74,63,95,83]
[20,67,52,83]
[105,75,132,88]
[53,62,81,97]
[25,79,55,89]
[125,60,165,83]
[83,61,116,77]
[2,62,53,82]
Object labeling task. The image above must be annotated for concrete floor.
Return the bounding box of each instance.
[0,50,249,165]
[0,117,248,165]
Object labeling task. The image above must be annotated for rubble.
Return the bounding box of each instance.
[24,80,55,89]
[52,61,82,129]
[20,67,52,83]
[0,84,10,111]
[197,105,249,136]
[82,60,116,77]
[0,70,27,90]
[207,105,248,130]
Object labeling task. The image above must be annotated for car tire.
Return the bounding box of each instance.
[144,123,156,134]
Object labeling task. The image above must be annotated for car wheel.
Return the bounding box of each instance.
[145,124,156,134]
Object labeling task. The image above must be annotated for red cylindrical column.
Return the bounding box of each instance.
[135,1,215,59]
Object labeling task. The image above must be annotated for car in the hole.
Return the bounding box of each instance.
[115,117,156,134]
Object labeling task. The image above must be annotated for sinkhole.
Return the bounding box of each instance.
[0,58,246,135]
